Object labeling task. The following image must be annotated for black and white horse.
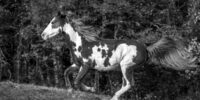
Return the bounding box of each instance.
[41,11,197,100]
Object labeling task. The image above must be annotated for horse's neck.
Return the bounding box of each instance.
[63,31,82,65]
[63,23,84,64]
[63,23,83,47]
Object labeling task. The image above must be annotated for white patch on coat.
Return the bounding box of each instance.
[89,43,137,71]
[74,48,82,58]
[83,58,89,63]
[63,23,82,58]
[118,44,137,66]
[88,44,109,68]
[63,23,79,42]
[71,64,77,67]
[89,45,107,65]
[99,44,109,53]
[41,17,61,40]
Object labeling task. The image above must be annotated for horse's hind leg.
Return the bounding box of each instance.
[111,63,134,100]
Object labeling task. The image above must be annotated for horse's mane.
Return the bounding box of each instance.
[70,17,101,42]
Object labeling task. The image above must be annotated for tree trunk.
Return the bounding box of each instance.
[37,58,45,85]
[54,64,59,87]
[47,67,52,86]
[94,71,100,93]
[15,38,22,83]
[53,53,59,87]
[0,64,2,81]
[16,57,20,83]
[38,66,45,85]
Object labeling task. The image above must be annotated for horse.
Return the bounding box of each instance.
[41,11,197,100]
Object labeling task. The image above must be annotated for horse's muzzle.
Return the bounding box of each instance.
[41,33,47,40]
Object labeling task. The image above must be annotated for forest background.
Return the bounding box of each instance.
[1,0,200,100]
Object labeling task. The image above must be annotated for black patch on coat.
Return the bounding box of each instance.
[132,44,148,66]
[103,49,113,67]
[102,49,107,58]
[51,13,67,29]
[92,60,96,67]
[104,58,110,67]
[97,48,101,51]
[61,32,84,66]
[81,39,100,59]
[78,46,82,52]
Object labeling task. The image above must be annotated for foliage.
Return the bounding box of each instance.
[0,81,110,100]
[0,0,200,100]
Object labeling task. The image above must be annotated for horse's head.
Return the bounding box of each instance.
[41,11,73,40]
[41,10,98,43]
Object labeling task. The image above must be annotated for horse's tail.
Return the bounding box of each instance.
[147,37,197,70]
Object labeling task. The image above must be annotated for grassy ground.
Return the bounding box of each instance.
[0,81,111,100]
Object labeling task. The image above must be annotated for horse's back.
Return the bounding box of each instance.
[100,39,148,67]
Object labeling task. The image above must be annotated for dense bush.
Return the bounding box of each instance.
[1,0,200,99]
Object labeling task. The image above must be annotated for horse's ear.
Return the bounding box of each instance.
[57,11,62,16]
[57,11,66,18]
[58,5,66,17]
[59,5,75,17]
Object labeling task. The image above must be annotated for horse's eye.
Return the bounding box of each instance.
[52,21,60,28]
[51,20,56,24]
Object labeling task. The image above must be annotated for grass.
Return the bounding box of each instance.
[0,81,110,100]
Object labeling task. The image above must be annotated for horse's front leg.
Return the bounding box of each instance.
[74,65,89,90]
[80,83,95,92]
[64,64,79,88]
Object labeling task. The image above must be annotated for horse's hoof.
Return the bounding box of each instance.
[80,84,96,92]
[65,84,72,89]
[74,84,81,90]
[110,97,119,100]
[90,87,96,93]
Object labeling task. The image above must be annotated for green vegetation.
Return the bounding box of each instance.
[0,0,200,100]
[0,81,110,100]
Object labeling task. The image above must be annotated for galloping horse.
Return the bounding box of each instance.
[41,11,197,100]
